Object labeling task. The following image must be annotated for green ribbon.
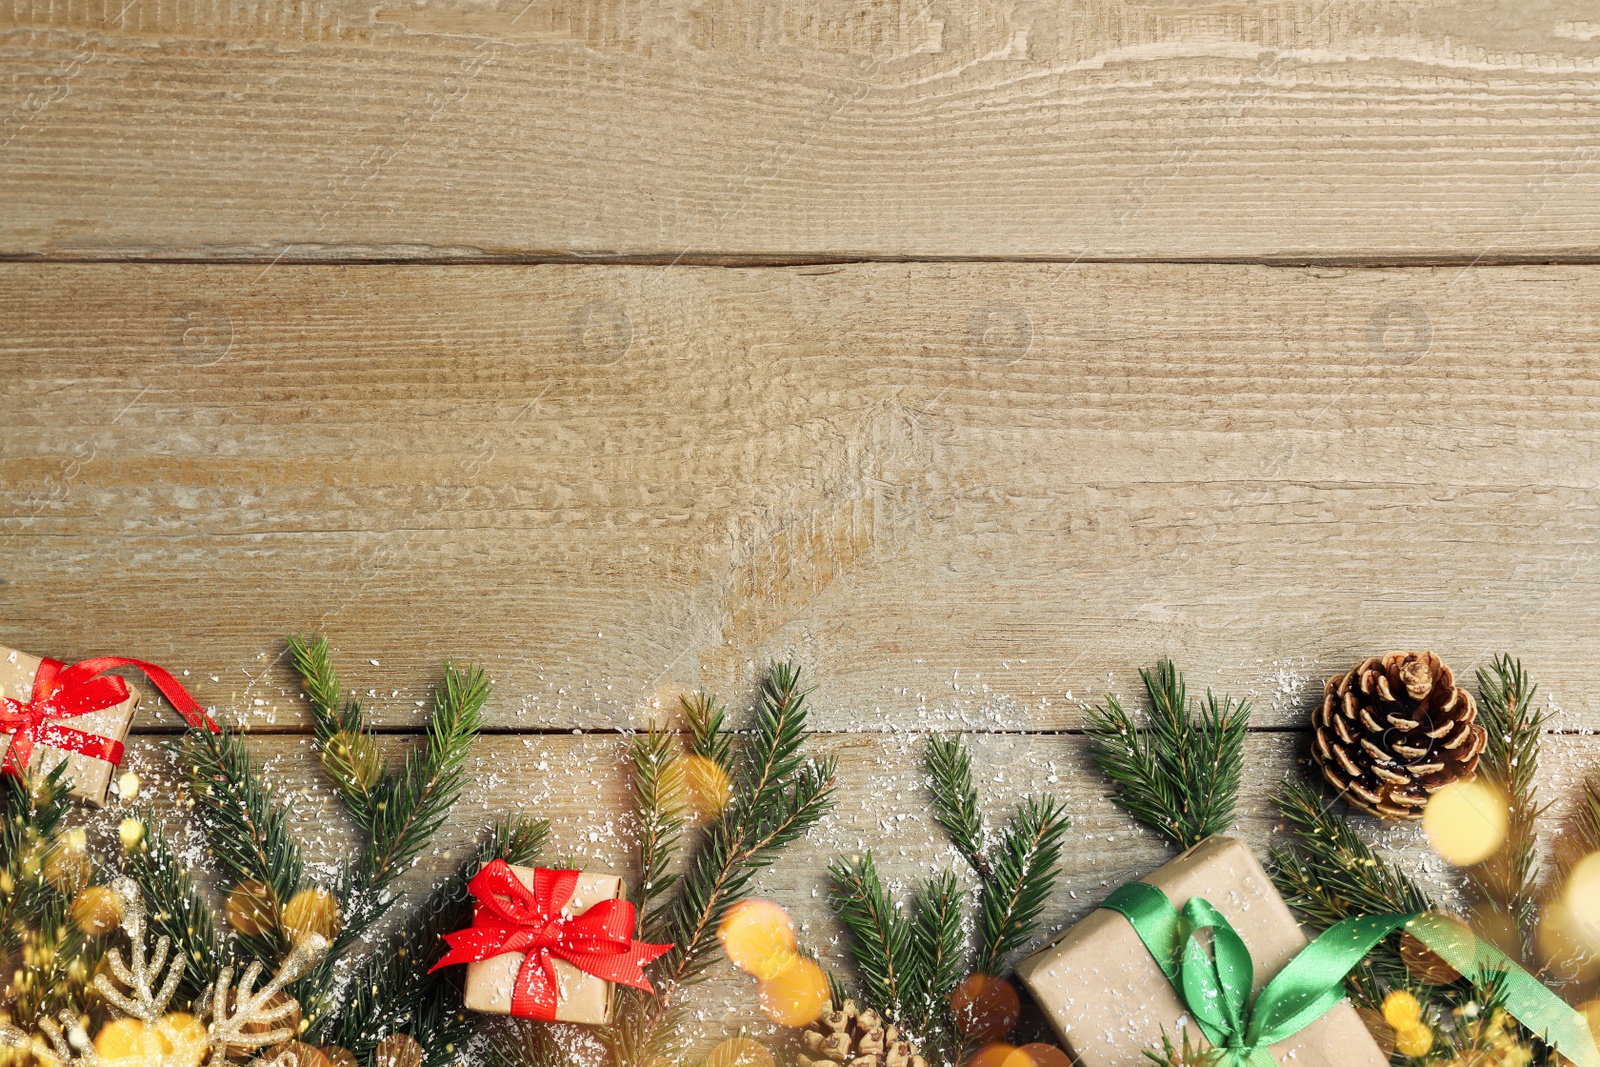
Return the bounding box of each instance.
[1099,882,1600,1067]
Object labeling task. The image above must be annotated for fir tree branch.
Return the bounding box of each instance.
[362,664,489,896]
[654,666,836,988]
[0,765,71,962]
[906,871,965,1038]
[326,816,549,1065]
[924,735,990,879]
[629,728,684,943]
[123,811,224,1001]
[0,766,99,1028]
[1470,654,1546,962]
[175,721,305,961]
[975,795,1071,976]
[828,853,914,1022]
[1269,774,1435,993]
[615,664,836,1067]
[1086,661,1249,850]
[683,692,733,772]
[286,633,364,739]
[287,633,378,818]
[1271,775,1435,917]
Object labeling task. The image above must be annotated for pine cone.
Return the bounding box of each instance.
[1312,651,1487,820]
[795,1000,928,1067]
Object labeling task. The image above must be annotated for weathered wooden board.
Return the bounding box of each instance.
[4,0,1600,259]
[70,730,1600,1050]
[5,262,1600,730]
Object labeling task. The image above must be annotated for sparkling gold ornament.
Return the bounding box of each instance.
[281,888,341,944]
[320,1047,359,1067]
[117,772,140,800]
[71,885,124,937]
[225,881,278,937]
[158,1012,209,1067]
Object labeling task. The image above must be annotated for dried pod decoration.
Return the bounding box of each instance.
[1312,651,1488,820]
[796,1000,929,1067]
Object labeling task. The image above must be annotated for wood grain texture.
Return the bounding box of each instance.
[71,730,1600,1050]
[4,0,1600,259]
[5,262,1600,730]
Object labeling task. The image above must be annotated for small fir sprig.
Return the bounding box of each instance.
[175,723,306,963]
[601,664,837,1067]
[1086,660,1249,849]
[0,766,103,1030]
[1469,655,1547,963]
[123,803,224,1001]
[629,726,685,940]
[1269,774,1435,999]
[828,735,1069,1056]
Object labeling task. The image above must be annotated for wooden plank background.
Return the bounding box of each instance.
[4,0,1600,1057]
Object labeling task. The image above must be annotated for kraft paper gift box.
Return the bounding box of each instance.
[1016,836,1388,1067]
[0,646,138,806]
[462,865,624,1025]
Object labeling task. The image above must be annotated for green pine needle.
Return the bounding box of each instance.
[609,663,836,1067]
[363,663,489,894]
[828,852,914,1021]
[629,727,686,942]
[925,735,990,879]
[1269,774,1434,995]
[1086,660,1249,849]
[1471,654,1546,962]
[123,811,225,1000]
[175,720,306,961]
[907,871,966,1037]
[976,794,1071,976]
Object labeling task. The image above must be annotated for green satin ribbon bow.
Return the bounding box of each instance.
[1100,882,1600,1067]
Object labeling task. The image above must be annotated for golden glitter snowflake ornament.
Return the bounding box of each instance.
[0,879,327,1067]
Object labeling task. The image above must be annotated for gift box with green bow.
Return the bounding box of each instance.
[1018,836,1600,1067]
[1019,837,1383,1067]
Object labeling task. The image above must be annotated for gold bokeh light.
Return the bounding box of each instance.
[1423,778,1508,866]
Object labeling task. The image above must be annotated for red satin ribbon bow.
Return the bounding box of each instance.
[430,859,672,1020]
[0,655,220,778]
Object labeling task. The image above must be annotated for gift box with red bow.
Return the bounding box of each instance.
[0,645,218,805]
[432,860,672,1025]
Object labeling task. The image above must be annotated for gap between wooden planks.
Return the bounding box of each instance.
[3,0,1600,259]
[3,262,1598,730]
[63,731,1600,1048]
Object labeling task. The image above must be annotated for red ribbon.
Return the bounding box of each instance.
[430,859,672,1020]
[0,655,220,779]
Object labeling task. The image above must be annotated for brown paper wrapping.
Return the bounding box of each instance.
[0,646,138,806]
[461,865,623,1025]
[1016,836,1388,1067]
